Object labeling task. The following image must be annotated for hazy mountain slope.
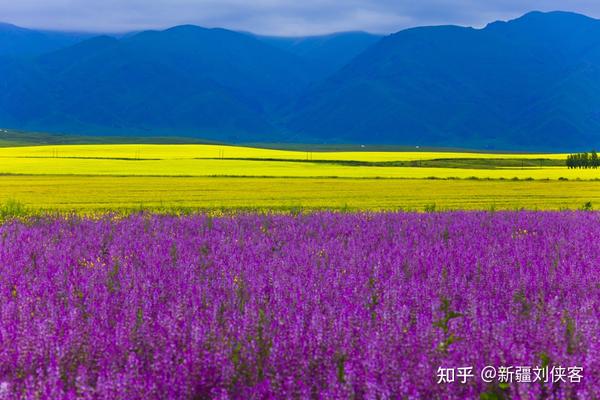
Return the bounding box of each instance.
[0,25,313,140]
[0,22,93,57]
[285,11,600,150]
[257,32,383,80]
[3,13,600,149]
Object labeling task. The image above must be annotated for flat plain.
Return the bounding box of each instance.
[1,176,599,211]
[0,144,598,212]
[0,144,575,180]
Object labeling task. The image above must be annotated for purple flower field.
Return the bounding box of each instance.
[0,212,598,399]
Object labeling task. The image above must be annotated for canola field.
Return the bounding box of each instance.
[1,176,600,212]
[0,144,570,162]
[0,144,588,179]
[0,144,598,211]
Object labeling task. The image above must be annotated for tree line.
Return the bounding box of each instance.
[567,151,599,169]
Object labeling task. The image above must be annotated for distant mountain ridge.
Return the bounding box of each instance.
[0,23,379,142]
[0,22,95,57]
[255,32,383,80]
[286,11,600,150]
[2,11,600,150]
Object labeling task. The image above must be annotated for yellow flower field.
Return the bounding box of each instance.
[0,144,597,213]
[0,144,568,162]
[0,144,591,180]
[0,176,598,212]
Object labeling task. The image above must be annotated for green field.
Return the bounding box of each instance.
[0,143,598,212]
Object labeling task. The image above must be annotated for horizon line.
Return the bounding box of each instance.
[0,9,592,39]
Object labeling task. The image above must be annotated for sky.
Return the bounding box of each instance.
[1,0,599,36]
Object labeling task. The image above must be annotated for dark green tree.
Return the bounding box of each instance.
[582,152,589,169]
[566,154,573,169]
[591,150,599,169]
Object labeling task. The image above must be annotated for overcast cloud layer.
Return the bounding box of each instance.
[1,0,599,36]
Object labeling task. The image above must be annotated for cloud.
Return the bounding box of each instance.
[1,0,600,35]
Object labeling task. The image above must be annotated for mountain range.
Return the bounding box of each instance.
[0,22,94,57]
[1,11,600,150]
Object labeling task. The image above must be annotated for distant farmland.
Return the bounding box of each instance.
[0,144,598,212]
[0,143,580,178]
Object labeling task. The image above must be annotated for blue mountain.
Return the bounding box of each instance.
[286,11,600,150]
[2,12,600,150]
[0,22,93,57]
[0,24,378,141]
[256,32,382,80]
[0,26,315,140]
